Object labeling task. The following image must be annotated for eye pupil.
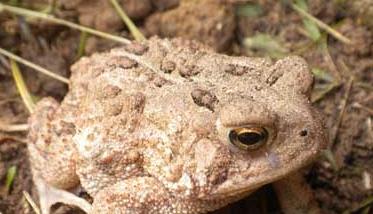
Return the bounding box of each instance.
[237,132,264,145]
[229,127,268,150]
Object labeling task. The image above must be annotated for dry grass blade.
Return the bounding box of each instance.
[311,82,340,103]
[0,134,27,144]
[0,47,69,84]
[331,77,354,149]
[110,0,145,42]
[291,3,352,45]
[343,195,373,214]
[356,82,373,91]
[0,123,28,132]
[322,149,338,171]
[352,103,373,116]
[23,191,41,214]
[10,59,35,113]
[0,3,131,45]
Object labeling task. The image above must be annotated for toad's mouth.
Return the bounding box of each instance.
[207,148,320,199]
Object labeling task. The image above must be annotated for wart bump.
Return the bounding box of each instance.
[191,89,219,111]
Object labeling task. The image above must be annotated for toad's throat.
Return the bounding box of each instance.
[207,152,318,199]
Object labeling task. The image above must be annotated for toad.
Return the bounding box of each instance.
[27,37,327,213]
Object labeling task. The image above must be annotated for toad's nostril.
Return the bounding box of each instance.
[299,129,308,137]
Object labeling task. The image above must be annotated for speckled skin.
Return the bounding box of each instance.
[28,38,327,213]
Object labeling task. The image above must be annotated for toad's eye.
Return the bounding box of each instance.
[229,127,268,150]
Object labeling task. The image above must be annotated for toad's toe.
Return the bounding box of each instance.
[34,177,92,214]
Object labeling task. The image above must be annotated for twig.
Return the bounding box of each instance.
[110,0,145,42]
[0,47,69,84]
[291,3,352,45]
[10,60,35,113]
[0,123,29,132]
[0,3,131,45]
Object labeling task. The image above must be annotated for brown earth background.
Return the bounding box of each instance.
[0,0,372,213]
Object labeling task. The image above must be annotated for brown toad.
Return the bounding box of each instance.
[28,38,327,214]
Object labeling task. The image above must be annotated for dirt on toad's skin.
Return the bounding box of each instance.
[0,0,372,214]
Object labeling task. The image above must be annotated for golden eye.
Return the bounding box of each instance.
[229,127,268,150]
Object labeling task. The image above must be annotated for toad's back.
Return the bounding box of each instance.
[28,37,326,214]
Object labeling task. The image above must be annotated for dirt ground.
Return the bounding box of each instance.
[0,0,372,213]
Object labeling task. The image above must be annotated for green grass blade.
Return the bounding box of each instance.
[5,165,17,193]
[294,0,321,41]
[243,34,288,58]
[236,3,263,17]
[76,31,88,59]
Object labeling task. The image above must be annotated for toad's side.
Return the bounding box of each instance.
[27,38,327,214]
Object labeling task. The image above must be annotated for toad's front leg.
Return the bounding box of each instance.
[28,98,91,214]
[92,177,173,214]
[92,177,224,214]
[273,172,321,214]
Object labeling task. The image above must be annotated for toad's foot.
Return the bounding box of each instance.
[34,177,92,214]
